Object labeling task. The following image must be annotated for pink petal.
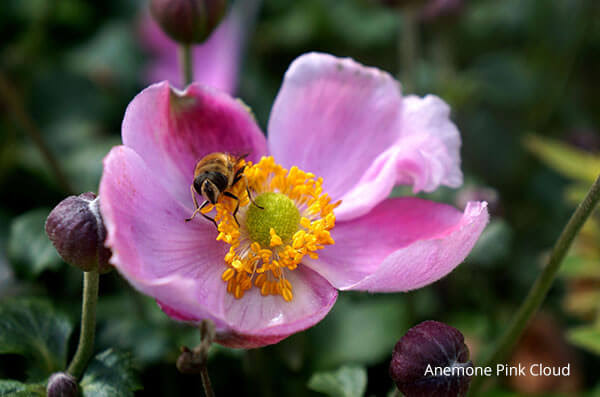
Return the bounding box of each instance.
[399,94,462,191]
[159,266,338,349]
[267,53,463,222]
[139,9,242,92]
[267,53,405,202]
[101,146,337,347]
[336,95,463,221]
[121,81,267,205]
[303,198,488,291]
[100,145,231,329]
[220,267,338,348]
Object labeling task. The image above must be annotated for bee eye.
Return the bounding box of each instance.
[193,178,203,193]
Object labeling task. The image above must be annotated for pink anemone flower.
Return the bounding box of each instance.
[99,53,489,348]
[139,6,242,92]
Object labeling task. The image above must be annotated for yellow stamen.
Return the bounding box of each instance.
[211,156,340,301]
[269,228,283,247]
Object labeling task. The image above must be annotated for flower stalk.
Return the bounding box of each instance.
[176,320,216,397]
[199,320,215,397]
[180,43,193,86]
[469,174,600,396]
[67,270,100,379]
[200,361,214,397]
[398,7,419,92]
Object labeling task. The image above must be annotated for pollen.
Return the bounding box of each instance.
[210,156,340,302]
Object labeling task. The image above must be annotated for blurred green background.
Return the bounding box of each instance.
[1,0,600,395]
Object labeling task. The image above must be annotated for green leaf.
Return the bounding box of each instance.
[7,209,62,278]
[524,134,600,183]
[80,349,141,397]
[0,380,45,397]
[308,366,367,397]
[308,295,407,369]
[0,299,73,381]
[567,326,600,355]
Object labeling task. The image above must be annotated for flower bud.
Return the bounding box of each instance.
[150,0,227,44]
[176,346,205,374]
[45,192,111,273]
[389,320,473,397]
[46,372,78,397]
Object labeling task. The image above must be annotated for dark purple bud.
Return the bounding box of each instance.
[390,320,473,397]
[45,192,111,273]
[150,0,227,44]
[46,372,78,397]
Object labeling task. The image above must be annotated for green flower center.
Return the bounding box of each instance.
[245,192,300,247]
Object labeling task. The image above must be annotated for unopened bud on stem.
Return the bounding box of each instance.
[150,0,227,44]
[46,372,78,397]
[45,192,111,273]
[390,320,473,397]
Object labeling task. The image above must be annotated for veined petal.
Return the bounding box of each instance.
[218,266,337,348]
[336,95,463,221]
[303,198,488,291]
[100,145,231,328]
[267,52,404,202]
[399,94,463,191]
[158,266,338,349]
[121,82,267,205]
[267,53,463,222]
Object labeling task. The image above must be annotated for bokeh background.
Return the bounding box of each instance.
[1,0,599,395]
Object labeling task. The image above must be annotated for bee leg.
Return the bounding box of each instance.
[186,185,202,222]
[242,174,264,210]
[232,167,263,210]
[223,191,241,226]
[200,212,219,230]
[246,186,264,210]
[232,167,263,211]
[186,199,210,222]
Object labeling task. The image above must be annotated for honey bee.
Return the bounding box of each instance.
[185,152,260,227]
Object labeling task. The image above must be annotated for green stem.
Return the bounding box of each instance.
[179,44,193,86]
[0,72,74,194]
[67,271,100,379]
[398,6,419,93]
[469,175,600,396]
[200,366,215,397]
